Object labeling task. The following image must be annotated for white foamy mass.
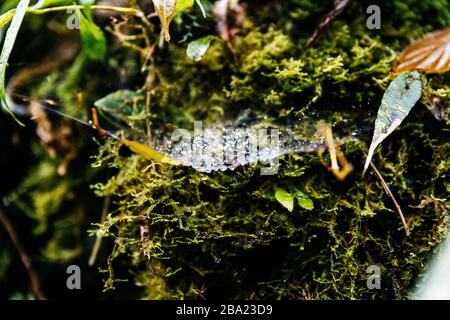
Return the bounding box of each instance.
[155,124,323,173]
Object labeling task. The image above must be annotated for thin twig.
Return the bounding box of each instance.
[0,208,46,300]
[88,196,111,266]
[306,0,352,48]
[369,161,410,236]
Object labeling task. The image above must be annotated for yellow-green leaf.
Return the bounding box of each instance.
[0,9,16,30]
[175,0,194,15]
[121,138,181,166]
[294,190,314,210]
[275,188,294,212]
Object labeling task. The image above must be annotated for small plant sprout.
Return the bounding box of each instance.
[317,123,354,181]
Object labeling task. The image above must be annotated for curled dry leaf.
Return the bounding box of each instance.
[213,0,245,60]
[363,71,424,173]
[393,28,450,74]
[152,0,177,42]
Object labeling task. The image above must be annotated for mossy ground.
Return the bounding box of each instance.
[0,0,449,299]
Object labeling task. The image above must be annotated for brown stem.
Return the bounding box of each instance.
[369,162,410,236]
[306,0,352,48]
[0,209,46,300]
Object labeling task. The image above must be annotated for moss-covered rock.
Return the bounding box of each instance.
[1,0,449,300]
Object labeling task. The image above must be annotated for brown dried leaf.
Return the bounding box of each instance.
[394,28,450,74]
[29,101,77,176]
[213,0,245,63]
[152,0,177,42]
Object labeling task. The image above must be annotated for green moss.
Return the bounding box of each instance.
[4,0,450,300]
[82,0,450,299]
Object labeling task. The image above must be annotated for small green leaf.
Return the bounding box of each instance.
[76,6,107,61]
[364,71,425,172]
[94,90,143,125]
[0,9,16,30]
[294,189,314,210]
[175,0,194,15]
[275,188,294,212]
[174,0,206,17]
[94,90,141,113]
[0,0,30,126]
[186,36,214,62]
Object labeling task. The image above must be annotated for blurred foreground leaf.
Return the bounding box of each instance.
[76,6,107,61]
[0,9,16,29]
[0,0,30,126]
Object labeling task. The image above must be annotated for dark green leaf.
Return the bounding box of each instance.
[94,90,144,125]
[76,6,107,61]
[175,0,194,15]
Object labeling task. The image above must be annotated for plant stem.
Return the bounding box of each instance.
[0,208,46,300]
[88,196,111,267]
[306,0,352,48]
[27,5,141,16]
[370,161,410,236]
